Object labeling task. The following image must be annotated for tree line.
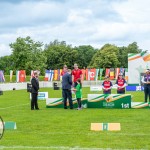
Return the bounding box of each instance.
[0,36,144,75]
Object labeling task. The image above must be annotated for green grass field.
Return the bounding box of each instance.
[0,87,150,150]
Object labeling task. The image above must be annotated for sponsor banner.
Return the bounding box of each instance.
[126,86,144,91]
[131,102,150,109]
[46,98,88,108]
[90,86,102,91]
[30,92,48,100]
[88,94,131,108]
[128,52,150,85]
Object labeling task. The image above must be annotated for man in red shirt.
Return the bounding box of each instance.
[72,63,82,87]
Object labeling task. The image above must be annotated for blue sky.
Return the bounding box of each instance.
[0,0,150,57]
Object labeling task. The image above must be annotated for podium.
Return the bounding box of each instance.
[88,94,131,108]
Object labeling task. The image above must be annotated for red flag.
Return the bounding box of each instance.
[81,69,86,81]
[86,69,90,80]
[19,70,26,82]
[89,69,96,81]
[105,68,110,76]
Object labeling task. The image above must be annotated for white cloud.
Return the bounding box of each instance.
[0,0,150,57]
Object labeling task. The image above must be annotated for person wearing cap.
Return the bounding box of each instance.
[31,71,40,110]
[72,63,82,87]
[141,69,150,102]
[115,73,127,94]
[102,76,113,94]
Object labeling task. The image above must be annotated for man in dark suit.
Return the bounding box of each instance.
[31,71,39,110]
[62,67,73,109]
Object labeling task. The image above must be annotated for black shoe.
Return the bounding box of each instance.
[35,108,40,110]
[70,108,74,109]
[31,108,34,110]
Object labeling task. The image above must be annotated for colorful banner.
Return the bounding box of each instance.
[16,71,19,82]
[86,69,90,81]
[44,70,54,81]
[88,94,131,108]
[81,69,86,81]
[115,68,120,79]
[53,70,58,81]
[19,70,26,82]
[120,68,125,75]
[10,70,13,82]
[0,70,5,82]
[89,69,96,81]
[57,69,60,81]
[99,68,103,80]
[128,53,150,85]
[109,68,114,80]
[95,69,99,81]
[105,68,110,76]
[125,68,128,81]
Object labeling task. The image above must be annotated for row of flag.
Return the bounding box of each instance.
[44,68,128,81]
[0,68,128,82]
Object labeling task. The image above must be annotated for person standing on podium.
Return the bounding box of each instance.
[102,76,113,94]
[115,73,127,94]
[141,69,150,102]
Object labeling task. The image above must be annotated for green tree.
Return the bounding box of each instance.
[0,55,13,74]
[44,40,78,69]
[10,36,47,75]
[89,44,120,68]
[73,45,97,68]
[118,42,142,68]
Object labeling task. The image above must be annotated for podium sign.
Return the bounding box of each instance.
[88,94,131,108]
[46,98,88,108]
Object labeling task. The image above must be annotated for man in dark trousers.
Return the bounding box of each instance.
[62,67,73,109]
[31,71,39,110]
